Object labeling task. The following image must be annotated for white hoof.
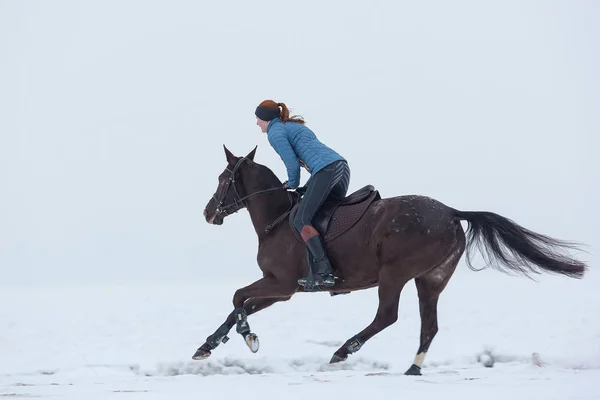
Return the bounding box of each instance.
[245,333,259,353]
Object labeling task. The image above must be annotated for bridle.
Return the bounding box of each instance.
[212,157,286,217]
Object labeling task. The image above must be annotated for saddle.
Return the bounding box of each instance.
[289,185,381,243]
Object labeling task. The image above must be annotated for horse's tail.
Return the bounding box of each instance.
[452,210,587,279]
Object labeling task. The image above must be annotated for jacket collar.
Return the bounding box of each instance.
[267,117,281,132]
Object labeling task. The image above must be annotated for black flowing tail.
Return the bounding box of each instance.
[453,210,587,279]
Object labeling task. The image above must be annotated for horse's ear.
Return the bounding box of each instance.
[246,145,257,161]
[223,145,236,164]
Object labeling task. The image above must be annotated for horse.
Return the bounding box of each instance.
[192,145,587,375]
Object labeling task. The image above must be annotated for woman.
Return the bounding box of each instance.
[255,100,351,291]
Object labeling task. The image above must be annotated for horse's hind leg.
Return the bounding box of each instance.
[330,267,408,363]
[404,242,464,375]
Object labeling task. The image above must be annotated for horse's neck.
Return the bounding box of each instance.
[245,188,293,238]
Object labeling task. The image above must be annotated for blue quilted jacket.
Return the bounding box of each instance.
[266,117,346,189]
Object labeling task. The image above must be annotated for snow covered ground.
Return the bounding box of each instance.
[2,267,598,399]
[2,0,598,398]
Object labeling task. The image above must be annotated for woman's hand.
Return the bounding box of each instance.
[282,180,305,194]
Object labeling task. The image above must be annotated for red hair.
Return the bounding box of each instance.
[257,100,305,124]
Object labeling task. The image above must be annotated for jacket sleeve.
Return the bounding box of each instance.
[267,125,301,188]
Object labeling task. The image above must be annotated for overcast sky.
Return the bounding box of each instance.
[1,0,598,287]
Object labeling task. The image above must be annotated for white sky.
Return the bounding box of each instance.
[1,0,598,286]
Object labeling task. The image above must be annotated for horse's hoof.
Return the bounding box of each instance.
[404,364,422,375]
[192,348,211,360]
[244,333,259,353]
[329,353,347,364]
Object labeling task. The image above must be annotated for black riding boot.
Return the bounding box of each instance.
[298,235,336,290]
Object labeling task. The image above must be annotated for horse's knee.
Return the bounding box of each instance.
[385,313,399,327]
[232,289,245,307]
[374,304,399,328]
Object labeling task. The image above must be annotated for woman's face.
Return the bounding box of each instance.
[256,117,269,133]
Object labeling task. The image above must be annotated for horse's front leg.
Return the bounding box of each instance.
[192,277,295,360]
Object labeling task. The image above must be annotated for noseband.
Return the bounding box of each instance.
[212,157,285,216]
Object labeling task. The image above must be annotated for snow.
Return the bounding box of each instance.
[1,1,598,399]
[2,269,599,399]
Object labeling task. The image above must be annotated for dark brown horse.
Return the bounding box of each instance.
[192,145,587,375]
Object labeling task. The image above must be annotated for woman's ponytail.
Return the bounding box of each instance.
[277,102,305,124]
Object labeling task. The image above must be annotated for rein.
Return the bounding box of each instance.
[264,191,297,234]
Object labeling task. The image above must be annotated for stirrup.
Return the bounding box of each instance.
[298,273,336,290]
[330,291,349,297]
[317,273,336,286]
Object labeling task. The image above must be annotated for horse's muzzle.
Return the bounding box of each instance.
[205,209,223,225]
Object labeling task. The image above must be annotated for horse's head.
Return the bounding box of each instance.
[203,145,258,225]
